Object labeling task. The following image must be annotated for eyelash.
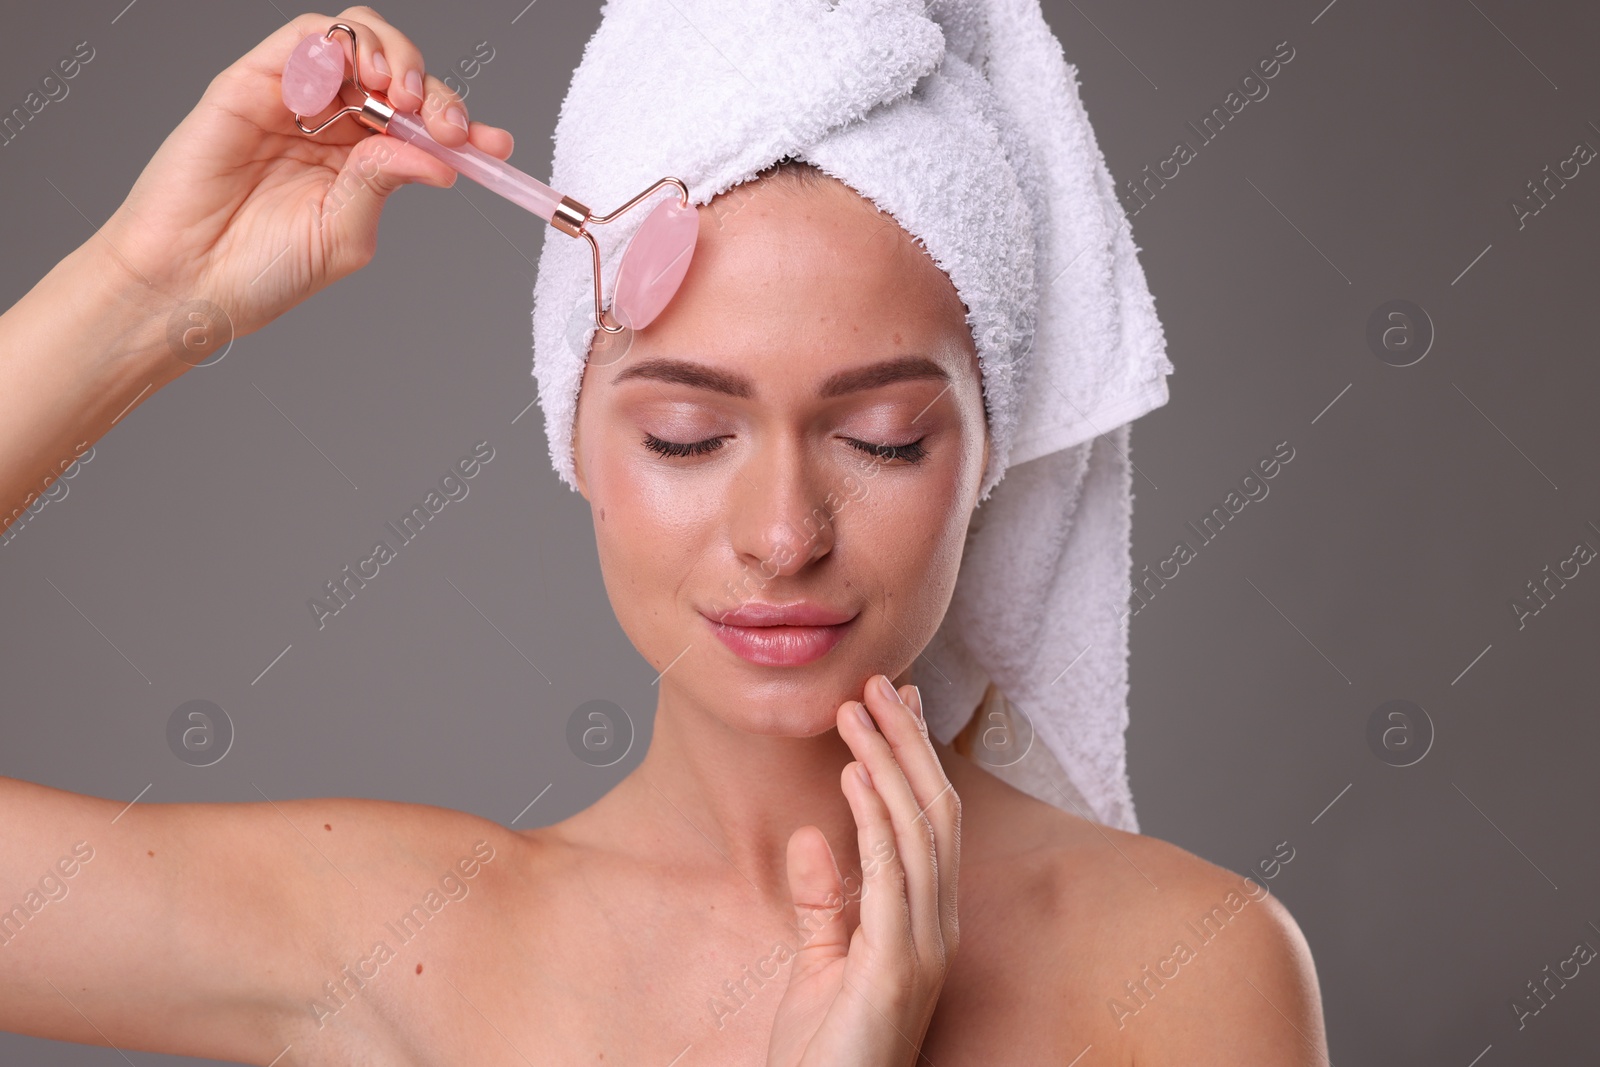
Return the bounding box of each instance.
[640,433,929,464]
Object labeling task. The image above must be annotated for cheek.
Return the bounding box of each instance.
[590,438,710,551]
[590,498,687,666]
[591,465,676,583]
[846,458,972,623]
[587,440,719,635]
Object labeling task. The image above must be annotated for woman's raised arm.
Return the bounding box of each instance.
[0,6,514,535]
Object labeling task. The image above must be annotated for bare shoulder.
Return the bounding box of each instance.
[950,765,1326,1064]
[1091,828,1326,1064]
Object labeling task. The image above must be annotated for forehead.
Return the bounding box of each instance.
[605,173,977,375]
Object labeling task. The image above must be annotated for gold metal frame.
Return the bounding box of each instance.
[562,177,691,333]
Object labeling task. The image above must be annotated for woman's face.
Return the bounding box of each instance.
[572,171,989,735]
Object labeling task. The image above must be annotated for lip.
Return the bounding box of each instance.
[713,601,856,627]
[701,601,858,667]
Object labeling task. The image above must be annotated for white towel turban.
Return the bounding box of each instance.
[530,0,1174,831]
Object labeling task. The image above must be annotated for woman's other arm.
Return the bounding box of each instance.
[0,774,316,1059]
[0,774,511,1062]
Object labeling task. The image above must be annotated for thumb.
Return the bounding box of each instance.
[785,823,851,976]
[316,135,455,276]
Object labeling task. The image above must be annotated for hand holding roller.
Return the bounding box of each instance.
[282,22,697,333]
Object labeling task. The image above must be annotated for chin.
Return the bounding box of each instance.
[729,705,846,739]
[688,668,853,738]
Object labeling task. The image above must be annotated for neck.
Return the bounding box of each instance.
[606,667,939,906]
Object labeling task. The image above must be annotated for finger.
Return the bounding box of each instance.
[856,678,960,957]
[414,71,473,147]
[871,679,950,814]
[837,695,940,952]
[315,13,473,147]
[871,679,959,953]
[331,6,429,113]
[328,17,470,146]
[329,9,468,132]
[783,824,851,979]
[898,683,960,955]
[839,758,917,973]
[468,121,514,161]
[328,15,400,106]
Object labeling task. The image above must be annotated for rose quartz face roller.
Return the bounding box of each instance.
[282,22,697,333]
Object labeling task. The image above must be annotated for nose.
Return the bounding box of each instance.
[728,437,838,578]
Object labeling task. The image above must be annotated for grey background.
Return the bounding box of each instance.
[2,0,1597,1063]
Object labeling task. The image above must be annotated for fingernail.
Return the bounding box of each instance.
[907,685,924,722]
[852,701,874,731]
[445,105,469,131]
[874,674,899,704]
[371,50,390,78]
[854,762,872,789]
[404,69,424,102]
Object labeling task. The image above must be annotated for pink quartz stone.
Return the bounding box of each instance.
[611,197,699,331]
[282,33,346,116]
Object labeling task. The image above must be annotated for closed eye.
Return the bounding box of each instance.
[641,434,929,464]
[847,437,928,464]
[642,432,724,458]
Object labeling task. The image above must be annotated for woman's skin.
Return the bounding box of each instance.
[0,7,1329,1065]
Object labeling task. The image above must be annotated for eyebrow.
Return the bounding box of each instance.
[610,354,950,398]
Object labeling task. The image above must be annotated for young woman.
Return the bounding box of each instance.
[0,8,1327,1064]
